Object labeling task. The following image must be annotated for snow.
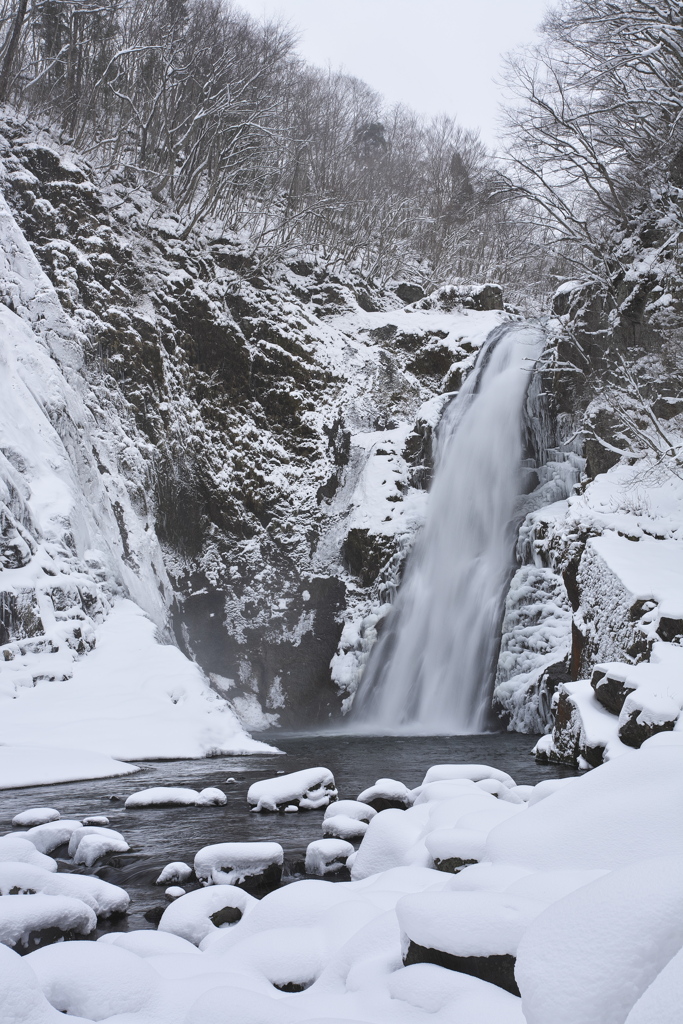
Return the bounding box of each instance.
[357,778,414,808]
[69,827,130,868]
[24,820,83,855]
[322,815,370,841]
[0,601,275,762]
[425,827,487,867]
[25,940,157,1019]
[486,747,683,870]
[166,886,186,899]
[397,890,547,958]
[324,799,377,823]
[0,745,139,790]
[125,786,226,808]
[248,767,338,812]
[422,764,516,788]
[0,944,67,1024]
[11,809,60,828]
[156,862,193,885]
[305,839,355,876]
[158,884,257,945]
[591,532,683,620]
[0,894,96,949]
[0,862,129,915]
[515,857,683,1024]
[625,946,683,1024]
[0,835,57,871]
[194,842,283,887]
[99,928,200,957]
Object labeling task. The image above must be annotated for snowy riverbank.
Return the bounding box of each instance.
[1,740,681,1023]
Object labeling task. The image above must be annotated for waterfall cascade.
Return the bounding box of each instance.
[350,322,545,734]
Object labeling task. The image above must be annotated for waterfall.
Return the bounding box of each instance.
[350,322,545,734]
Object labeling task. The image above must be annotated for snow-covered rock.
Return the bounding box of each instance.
[398,889,546,994]
[322,814,370,841]
[194,842,284,889]
[25,940,157,1019]
[0,836,57,871]
[10,809,59,828]
[0,863,128,916]
[515,857,683,1024]
[305,839,355,876]
[425,827,487,872]
[67,825,128,863]
[323,799,377,823]
[156,861,193,886]
[0,894,96,950]
[247,767,337,812]
[23,820,82,855]
[158,884,257,945]
[357,777,414,810]
[125,786,226,808]
[422,764,516,788]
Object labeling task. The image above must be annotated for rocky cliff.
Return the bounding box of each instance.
[0,112,511,739]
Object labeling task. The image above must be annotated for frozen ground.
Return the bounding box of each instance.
[0,741,679,1024]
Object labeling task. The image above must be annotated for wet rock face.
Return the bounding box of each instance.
[404,942,520,996]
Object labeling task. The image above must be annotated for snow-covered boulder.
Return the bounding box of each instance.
[425,827,487,872]
[323,799,377,823]
[158,884,257,945]
[357,777,413,811]
[398,890,546,995]
[25,939,158,1019]
[422,764,516,788]
[247,768,337,812]
[0,943,67,1024]
[81,815,109,826]
[305,839,354,876]
[0,894,96,950]
[322,814,369,841]
[618,688,679,747]
[351,808,429,880]
[194,841,283,890]
[23,821,82,855]
[156,861,193,885]
[124,785,226,808]
[165,886,185,899]
[67,826,129,867]
[0,863,128,916]
[0,836,57,872]
[11,809,59,828]
[515,857,683,1024]
[197,787,228,806]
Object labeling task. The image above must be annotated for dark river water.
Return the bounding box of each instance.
[0,733,578,933]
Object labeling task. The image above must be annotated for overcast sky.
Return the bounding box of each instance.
[236,0,551,147]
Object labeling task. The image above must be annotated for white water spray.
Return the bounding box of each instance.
[351,323,544,734]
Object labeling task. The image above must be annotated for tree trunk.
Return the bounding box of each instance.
[0,0,29,103]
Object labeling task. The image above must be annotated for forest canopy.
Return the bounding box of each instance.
[1,0,681,297]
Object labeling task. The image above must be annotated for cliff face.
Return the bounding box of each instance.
[0,113,511,734]
[494,196,683,762]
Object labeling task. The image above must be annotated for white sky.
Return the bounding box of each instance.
[236,0,551,147]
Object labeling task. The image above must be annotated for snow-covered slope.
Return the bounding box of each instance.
[0,186,273,779]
